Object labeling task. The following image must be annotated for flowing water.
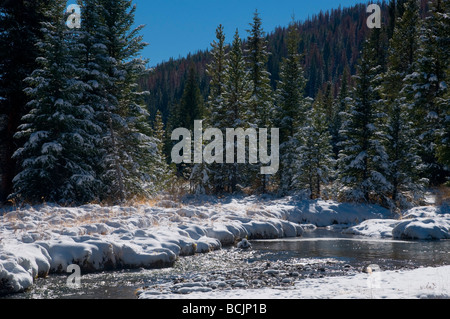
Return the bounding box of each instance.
[4,228,450,299]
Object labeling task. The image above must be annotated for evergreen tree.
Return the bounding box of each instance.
[330,68,351,159]
[246,11,274,192]
[402,0,449,186]
[296,98,334,199]
[175,66,205,132]
[206,25,227,193]
[0,0,50,203]
[76,0,111,199]
[173,66,205,179]
[221,29,252,192]
[12,0,101,203]
[94,0,155,202]
[337,30,391,205]
[382,0,426,207]
[152,110,174,192]
[207,24,227,127]
[274,21,308,195]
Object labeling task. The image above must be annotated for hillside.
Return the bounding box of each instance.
[139,2,382,124]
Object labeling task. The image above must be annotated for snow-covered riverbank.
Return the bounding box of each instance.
[136,265,450,299]
[1,196,449,297]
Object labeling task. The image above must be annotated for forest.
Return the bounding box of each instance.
[0,0,448,210]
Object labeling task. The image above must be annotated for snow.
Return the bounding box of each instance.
[344,205,450,240]
[0,196,448,297]
[138,265,450,299]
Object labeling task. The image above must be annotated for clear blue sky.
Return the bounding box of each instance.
[69,0,371,67]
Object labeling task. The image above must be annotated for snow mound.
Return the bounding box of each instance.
[344,205,450,240]
[1,197,447,296]
[285,200,391,226]
[393,217,450,240]
[343,219,400,238]
[0,199,307,296]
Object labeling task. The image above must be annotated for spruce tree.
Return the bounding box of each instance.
[0,0,50,203]
[207,24,227,128]
[382,0,426,207]
[12,0,100,204]
[76,0,111,199]
[274,22,308,195]
[296,97,334,199]
[330,68,351,159]
[174,66,204,179]
[221,29,252,192]
[337,30,391,205]
[246,11,274,192]
[402,0,449,186]
[206,25,227,193]
[94,0,155,202]
[152,110,174,192]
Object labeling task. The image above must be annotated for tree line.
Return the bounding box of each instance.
[168,0,449,209]
[0,0,448,208]
[0,0,171,205]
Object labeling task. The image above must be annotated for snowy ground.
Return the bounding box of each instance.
[137,265,450,299]
[344,205,450,239]
[0,195,449,298]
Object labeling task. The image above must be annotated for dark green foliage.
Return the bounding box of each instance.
[0,0,50,203]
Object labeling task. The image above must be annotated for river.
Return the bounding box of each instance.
[4,228,450,299]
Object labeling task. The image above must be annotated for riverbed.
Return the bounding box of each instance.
[4,228,449,299]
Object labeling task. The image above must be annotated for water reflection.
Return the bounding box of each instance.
[251,229,450,267]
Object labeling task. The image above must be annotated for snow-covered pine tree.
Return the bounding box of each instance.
[221,29,252,193]
[12,0,101,204]
[76,0,111,200]
[337,29,392,205]
[93,0,155,202]
[330,67,351,159]
[295,96,334,199]
[402,0,449,186]
[0,0,50,203]
[430,0,449,181]
[206,25,227,193]
[246,11,274,192]
[151,110,174,192]
[274,21,308,195]
[175,66,205,184]
[382,0,427,208]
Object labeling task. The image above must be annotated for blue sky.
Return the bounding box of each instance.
[69,0,371,67]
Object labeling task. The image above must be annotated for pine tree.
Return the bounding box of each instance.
[337,30,391,205]
[0,0,50,203]
[402,0,449,186]
[12,0,101,204]
[382,0,426,207]
[207,24,227,128]
[152,110,174,192]
[296,98,334,199]
[174,66,205,179]
[330,68,351,159]
[221,29,252,192]
[246,11,274,192]
[431,0,449,180]
[206,25,227,193]
[88,0,154,202]
[274,21,308,195]
[76,0,111,200]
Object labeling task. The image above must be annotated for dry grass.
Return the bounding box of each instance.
[435,185,450,206]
